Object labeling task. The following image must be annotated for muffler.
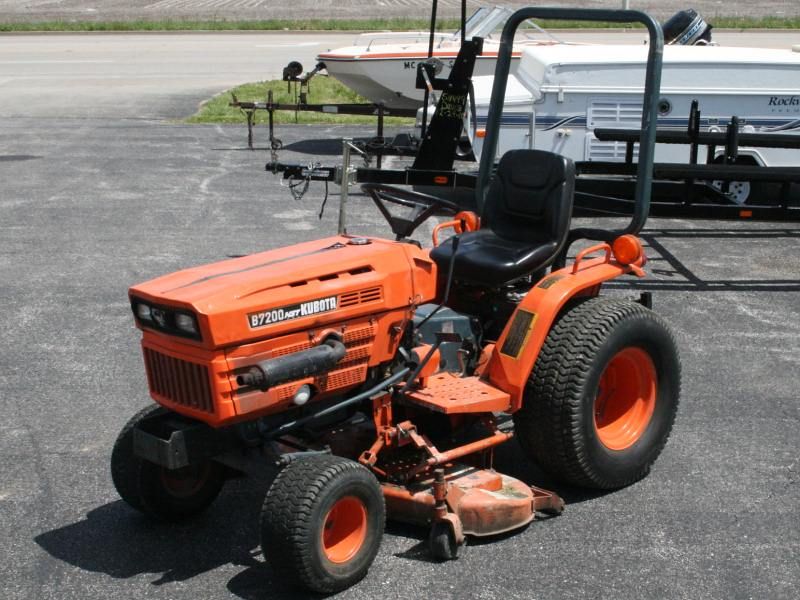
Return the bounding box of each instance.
[236,338,346,391]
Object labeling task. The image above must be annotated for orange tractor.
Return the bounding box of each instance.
[112,8,679,594]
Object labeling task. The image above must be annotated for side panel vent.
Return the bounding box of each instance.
[588,99,643,127]
[339,287,383,308]
[586,135,640,162]
[587,99,643,162]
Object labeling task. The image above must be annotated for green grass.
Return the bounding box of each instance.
[0,18,458,32]
[1,16,798,33]
[185,77,415,126]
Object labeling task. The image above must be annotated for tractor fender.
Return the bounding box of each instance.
[486,249,643,412]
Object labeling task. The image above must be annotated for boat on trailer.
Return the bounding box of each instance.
[469,43,800,204]
[317,6,566,109]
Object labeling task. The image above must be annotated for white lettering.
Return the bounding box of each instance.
[248,296,338,328]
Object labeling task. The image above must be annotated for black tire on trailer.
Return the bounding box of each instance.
[711,155,774,206]
[513,297,681,490]
[111,405,225,520]
[260,454,385,594]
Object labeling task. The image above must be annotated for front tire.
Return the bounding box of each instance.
[111,405,225,520]
[260,455,385,594]
[513,297,681,489]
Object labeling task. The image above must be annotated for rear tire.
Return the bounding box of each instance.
[111,405,225,520]
[260,455,385,594]
[513,297,681,489]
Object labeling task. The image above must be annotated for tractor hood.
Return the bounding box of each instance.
[129,236,437,349]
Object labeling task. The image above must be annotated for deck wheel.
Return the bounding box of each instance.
[429,520,461,561]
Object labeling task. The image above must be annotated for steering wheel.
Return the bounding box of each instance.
[361,183,460,240]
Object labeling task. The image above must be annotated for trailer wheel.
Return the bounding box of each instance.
[710,156,772,205]
[514,297,680,489]
[260,455,385,594]
[111,405,225,520]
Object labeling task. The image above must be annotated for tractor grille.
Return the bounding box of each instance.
[143,347,214,413]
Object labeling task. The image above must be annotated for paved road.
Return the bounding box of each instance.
[0,28,799,600]
[1,31,798,120]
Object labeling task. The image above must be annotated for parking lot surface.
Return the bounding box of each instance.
[1,114,798,599]
[1,19,799,600]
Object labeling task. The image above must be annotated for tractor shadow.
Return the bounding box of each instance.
[33,445,611,597]
[33,472,315,599]
[493,439,613,506]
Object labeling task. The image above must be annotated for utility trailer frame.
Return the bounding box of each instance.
[231,86,418,165]
[229,0,471,157]
[265,36,487,217]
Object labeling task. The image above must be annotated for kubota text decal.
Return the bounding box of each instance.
[248,296,338,328]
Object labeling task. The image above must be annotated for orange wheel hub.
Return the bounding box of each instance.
[321,496,368,564]
[594,347,657,450]
[159,463,210,498]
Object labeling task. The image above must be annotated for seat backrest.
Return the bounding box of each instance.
[482,149,575,245]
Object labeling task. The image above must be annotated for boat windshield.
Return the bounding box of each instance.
[460,6,513,40]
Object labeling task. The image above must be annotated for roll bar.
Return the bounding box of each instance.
[476,8,664,242]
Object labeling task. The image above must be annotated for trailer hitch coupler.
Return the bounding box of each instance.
[237,338,346,391]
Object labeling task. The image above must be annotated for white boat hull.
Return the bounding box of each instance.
[318,48,522,109]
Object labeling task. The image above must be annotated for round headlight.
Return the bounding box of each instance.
[136,303,152,321]
[174,313,198,335]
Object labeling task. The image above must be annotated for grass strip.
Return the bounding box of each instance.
[185,77,415,126]
[1,16,799,33]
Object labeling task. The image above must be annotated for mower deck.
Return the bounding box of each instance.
[383,463,564,538]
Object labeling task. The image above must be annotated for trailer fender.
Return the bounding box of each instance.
[486,239,645,411]
[713,151,767,168]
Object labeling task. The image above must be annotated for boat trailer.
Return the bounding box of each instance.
[575,101,800,221]
[267,97,800,224]
[229,0,474,157]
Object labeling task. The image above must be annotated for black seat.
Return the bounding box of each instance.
[430,149,575,287]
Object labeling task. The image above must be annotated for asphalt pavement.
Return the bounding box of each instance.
[0,30,798,600]
[1,30,797,120]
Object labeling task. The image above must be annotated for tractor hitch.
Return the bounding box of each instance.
[132,410,239,470]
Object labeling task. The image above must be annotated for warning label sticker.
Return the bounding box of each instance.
[500,310,537,359]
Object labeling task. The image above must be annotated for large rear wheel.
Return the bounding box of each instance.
[513,297,681,489]
[260,454,385,594]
